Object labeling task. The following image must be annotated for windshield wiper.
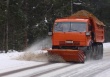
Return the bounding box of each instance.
[70,29,78,32]
[55,29,63,31]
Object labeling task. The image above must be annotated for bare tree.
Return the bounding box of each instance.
[5,0,9,53]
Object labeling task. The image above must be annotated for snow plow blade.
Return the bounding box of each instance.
[47,49,85,63]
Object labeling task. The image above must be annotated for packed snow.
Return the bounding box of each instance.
[0,42,110,77]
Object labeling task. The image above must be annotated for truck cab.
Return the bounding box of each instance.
[51,18,91,49]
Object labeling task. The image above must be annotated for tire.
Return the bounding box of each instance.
[99,43,103,59]
[92,43,99,60]
[85,45,92,60]
[101,43,103,58]
[92,43,103,60]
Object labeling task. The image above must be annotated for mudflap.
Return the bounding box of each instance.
[47,49,85,63]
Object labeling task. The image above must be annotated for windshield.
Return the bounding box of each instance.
[54,22,87,32]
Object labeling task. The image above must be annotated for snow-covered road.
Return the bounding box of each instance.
[0,43,110,77]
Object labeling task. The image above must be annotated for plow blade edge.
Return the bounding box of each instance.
[47,49,85,63]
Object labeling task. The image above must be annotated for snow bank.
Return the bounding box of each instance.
[0,51,24,60]
[103,43,110,52]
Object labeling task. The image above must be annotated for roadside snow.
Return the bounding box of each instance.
[103,42,110,51]
[0,50,48,74]
[0,51,24,60]
[0,42,110,77]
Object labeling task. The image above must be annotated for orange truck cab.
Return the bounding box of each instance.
[52,18,91,48]
[48,10,105,63]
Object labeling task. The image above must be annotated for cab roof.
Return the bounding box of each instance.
[55,18,88,23]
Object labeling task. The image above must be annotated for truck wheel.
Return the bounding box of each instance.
[85,46,92,60]
[92,43,100,60]
[92,43,103,60]
[101,43,103,58]
[89,45,93,59]
[99,43,103,59]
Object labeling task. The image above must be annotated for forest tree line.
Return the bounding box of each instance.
[0,0,110,52]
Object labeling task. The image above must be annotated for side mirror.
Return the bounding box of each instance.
[86,32,91,36]
[46,23,53,36]
[44,18,53,36]
[48,32,52,36]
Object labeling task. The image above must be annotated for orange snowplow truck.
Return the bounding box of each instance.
[48,10,105,63]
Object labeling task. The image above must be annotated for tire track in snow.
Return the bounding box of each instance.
[52,61,96,77]
[69,62,110,77]
[0,63,52,77]
[39,61,95,77]
[1,62,73,77]
[29,64,72,77]
[86,64,110,77]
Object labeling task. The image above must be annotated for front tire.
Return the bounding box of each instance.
[92,43,103,60]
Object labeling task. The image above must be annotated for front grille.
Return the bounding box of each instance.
[74,41,80,45]
[59,41,80,46]
[59,41,65,45]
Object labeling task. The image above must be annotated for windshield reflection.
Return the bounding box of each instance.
[54,22,87,32]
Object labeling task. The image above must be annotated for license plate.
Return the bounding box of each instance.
[65,41,73,43]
